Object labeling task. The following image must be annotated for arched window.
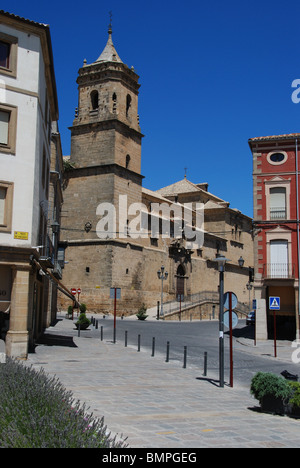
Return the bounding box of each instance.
[126,154,131,169]
[126,94,131,116]
[91,90,99,110]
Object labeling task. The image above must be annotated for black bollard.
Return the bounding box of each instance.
[183,346,187,368]
[137,334,141,352]
[125,330,128,347]
[151,337,155,357]
[203,352,207,376]
[165,341,170,362]
[100,325,103,341]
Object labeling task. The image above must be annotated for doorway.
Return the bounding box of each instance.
[176,264,185,297]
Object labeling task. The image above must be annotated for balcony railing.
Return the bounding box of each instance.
[270,207,286,220]
[263,263,295,279]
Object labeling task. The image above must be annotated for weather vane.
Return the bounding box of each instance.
[184,167,187,178]
[109,11,113,28]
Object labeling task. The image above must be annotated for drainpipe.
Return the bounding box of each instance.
[296,139,300,339]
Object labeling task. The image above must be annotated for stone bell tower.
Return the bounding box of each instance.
[60,24,145,313]
[70,23,143,175]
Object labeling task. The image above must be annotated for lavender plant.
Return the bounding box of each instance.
[0,358,127,448]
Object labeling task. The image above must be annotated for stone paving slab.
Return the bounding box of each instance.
[26,315,300,448]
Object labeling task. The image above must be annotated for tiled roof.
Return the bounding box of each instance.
[0,9,48,27]
[156,178,201,195]
[249,133,300,142]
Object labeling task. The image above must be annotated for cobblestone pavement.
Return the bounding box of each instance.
[26,314,300,448]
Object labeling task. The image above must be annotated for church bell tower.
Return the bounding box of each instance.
[70,23,143,176]
[60,24,145,312]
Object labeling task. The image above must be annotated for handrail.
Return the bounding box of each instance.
[163,290,249,316]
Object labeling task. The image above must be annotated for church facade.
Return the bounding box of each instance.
[59,26,254,317]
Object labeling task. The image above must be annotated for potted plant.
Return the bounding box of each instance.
[250,372,293,415]
[75,312,91,330]
[67,305,73,319]
[136,304,148,321]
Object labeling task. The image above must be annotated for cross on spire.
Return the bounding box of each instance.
[108,11,113,33]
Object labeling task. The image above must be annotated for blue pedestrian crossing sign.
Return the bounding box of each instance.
[269,297,280,310]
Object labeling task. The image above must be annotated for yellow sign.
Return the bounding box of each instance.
[14,231,29,240]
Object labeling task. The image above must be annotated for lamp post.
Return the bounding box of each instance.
[157,265,168,318]
[213,255,230,388]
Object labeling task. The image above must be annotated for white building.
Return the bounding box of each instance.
[0,10,64,358]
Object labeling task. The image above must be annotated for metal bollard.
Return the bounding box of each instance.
[151,337,155,357]
[183,346,187,368]
[203,351,207,376]
[137,334,141,352]
[165,341,170,362]
[100,325,103,341]
[95,319,98,329]
[125,330,128,347]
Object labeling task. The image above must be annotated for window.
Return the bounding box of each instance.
[0,111,9,145]
[126,154,130,169]
[126,94,131,117]
[270,153,285,163]
[0,104,17,154]
[0,181,13,232]
[270,240,288,278]
[267,151,288,165]
[91,90,99,110]
[270,187,286,219]
[0,41,10,68]
[265,177,291,221]
[0,187,5,224]
[0,32,18,78]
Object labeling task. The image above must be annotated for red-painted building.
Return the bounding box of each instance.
[249,133,300,341]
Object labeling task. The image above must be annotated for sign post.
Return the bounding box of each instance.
[269,297,280,358]
[224,291,238,388]
[71,288,77,320]
[77,288,81,304]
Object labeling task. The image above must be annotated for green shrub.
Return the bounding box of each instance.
[250,372,293,404]
[288,381,300,409]
[136,304,148,320]
[79,303,87,314]
[75,313,91,328]
[0,358,127,448]
[67,305,73,315]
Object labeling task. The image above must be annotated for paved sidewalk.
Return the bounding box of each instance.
[26,315,300,448]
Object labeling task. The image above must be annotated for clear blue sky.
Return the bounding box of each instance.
[2,0,300,218]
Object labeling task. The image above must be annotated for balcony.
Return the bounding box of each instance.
[263,263,295,279]
[270,207,286,220]
[52,260,62,280]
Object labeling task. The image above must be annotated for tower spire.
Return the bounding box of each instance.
[95,12,123,64]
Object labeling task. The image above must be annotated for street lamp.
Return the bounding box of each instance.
[213,255,230,388]
[157,265,168,318]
